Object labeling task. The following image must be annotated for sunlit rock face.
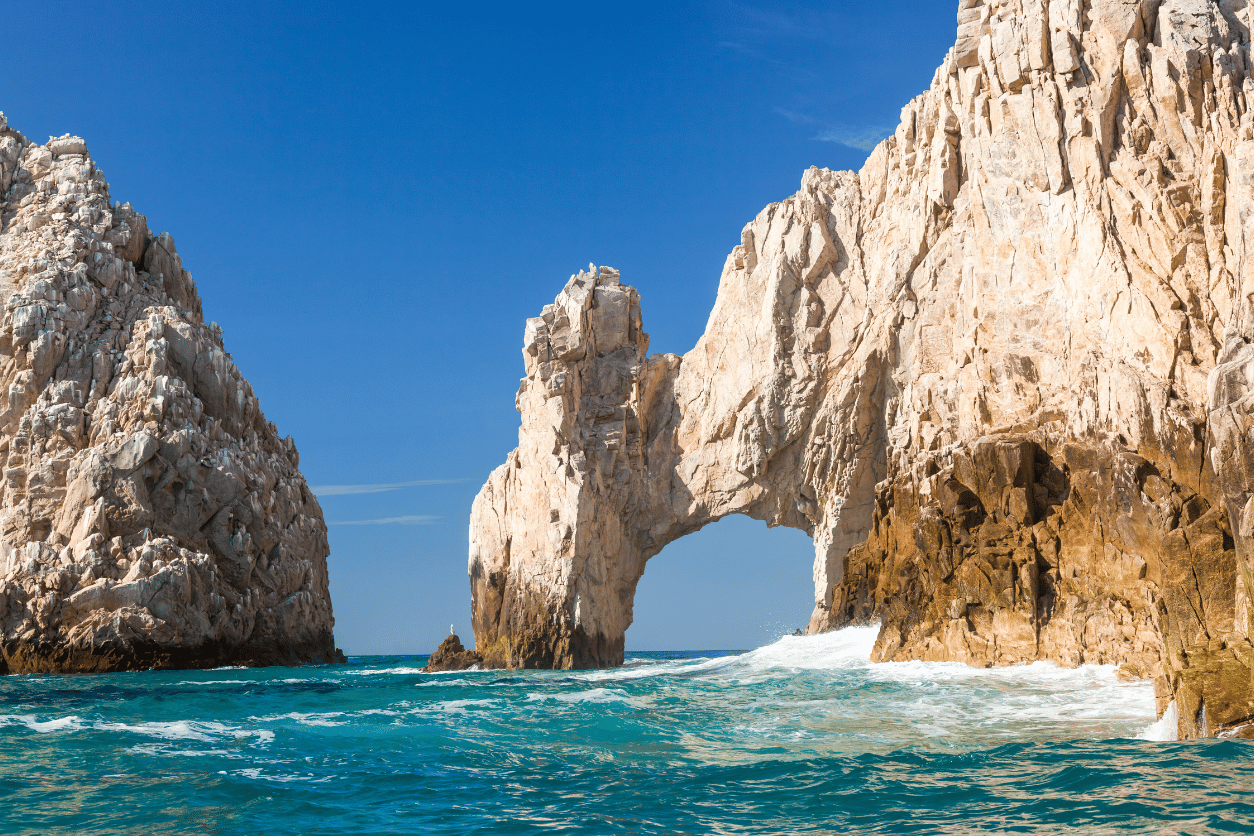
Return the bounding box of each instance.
[0,115,341,672]
[472,0,1254,738]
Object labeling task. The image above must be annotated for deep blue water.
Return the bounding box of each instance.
[1,627,1252,835]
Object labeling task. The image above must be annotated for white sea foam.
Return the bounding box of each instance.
[130,744,236,757]
[173,677,336,686]
[526,688,635,705]
[231,768,330,784]
[343,667,428,676]
[1138,701,1180,741]
[423,698,501,714]
[605,627,1157,745]
[583,626,885,684]
[250,712,348,727]
[0,714,87,733]
[0,713,278,745]
[96,720,275,745]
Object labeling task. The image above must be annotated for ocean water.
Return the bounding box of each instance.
[1,626,1252,835]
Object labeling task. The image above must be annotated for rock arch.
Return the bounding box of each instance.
[469,159,899,670]
[471,0,1254,738]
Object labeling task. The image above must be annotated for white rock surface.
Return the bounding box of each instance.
[471,0,1254,737]
[0,117,340,672]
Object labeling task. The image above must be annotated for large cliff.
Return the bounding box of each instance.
[0,115,340,672]
[470,0,1254,738]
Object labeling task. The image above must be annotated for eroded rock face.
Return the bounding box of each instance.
[472,0,1254,737]
[0,116,341,672]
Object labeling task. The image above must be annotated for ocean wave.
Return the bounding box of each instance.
[97,720,275,745]
[249,712,348,727]
[420,699,502,714]
[1138,701,1180,741]
[580,627,883,684]
[129,744,237,757]
[526,688,635,705]
[0,714,87,733]
[172,677,342,686]
[230,767,331,784]
[0,713,276,745]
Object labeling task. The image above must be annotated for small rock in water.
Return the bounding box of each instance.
[425,634,482,672]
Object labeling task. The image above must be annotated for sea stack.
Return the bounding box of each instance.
[0,116,341,672]
[470,0,1254,739]
[424,634,482,672]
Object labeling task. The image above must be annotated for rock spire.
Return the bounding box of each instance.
[0,117,341,672]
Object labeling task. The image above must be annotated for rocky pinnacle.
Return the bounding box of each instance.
[0,117,341,672]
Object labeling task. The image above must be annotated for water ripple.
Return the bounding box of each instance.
[1,628,1249,835]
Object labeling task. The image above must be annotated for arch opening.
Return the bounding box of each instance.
[625,515,815,652]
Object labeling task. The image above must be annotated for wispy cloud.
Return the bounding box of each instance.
[717,40,757,57]
[814,125,891,152]
[310,479,470,497]
[725,4,848,48]
[770,107,889,153]
[774,107,817,126]
[328,515,441,526]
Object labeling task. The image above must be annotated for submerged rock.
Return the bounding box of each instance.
[0,119,342,672]
[425,634,481,672]
[470,1,1254,738]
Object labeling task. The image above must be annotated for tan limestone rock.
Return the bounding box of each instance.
[0,115,341,672]
[472,0,1254,739]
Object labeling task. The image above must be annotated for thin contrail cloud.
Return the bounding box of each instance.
[310,479,470,497]
[327,515,441,526]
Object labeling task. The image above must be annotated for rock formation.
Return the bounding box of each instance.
[470,0,1254,738]
[0,114,342,672]
[424,634,482,672]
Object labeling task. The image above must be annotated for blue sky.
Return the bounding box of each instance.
[3,0,957,654]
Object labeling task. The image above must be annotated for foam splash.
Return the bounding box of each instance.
[98,720,275,745]
[1139,701,1180,741]
[525,688,635,705]
[605,627,1157,743]
[0,714,275,744]
[250,712,348,727]
[0,714,87,734]
[423,699,501,714]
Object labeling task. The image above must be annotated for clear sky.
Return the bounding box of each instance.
[2,0,957,655]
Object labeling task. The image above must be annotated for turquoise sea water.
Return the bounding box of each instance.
[2,626,1252,835]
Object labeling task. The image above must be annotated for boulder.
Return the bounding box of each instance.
[425,634,482,672]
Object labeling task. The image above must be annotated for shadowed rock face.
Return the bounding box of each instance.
[0,115,342,673]
[472,0,1254,738]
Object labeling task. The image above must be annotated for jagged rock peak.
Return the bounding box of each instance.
[0,114,341,672]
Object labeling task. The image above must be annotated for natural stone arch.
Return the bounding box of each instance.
[469,168,893,669]
[471,0,1254,740]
